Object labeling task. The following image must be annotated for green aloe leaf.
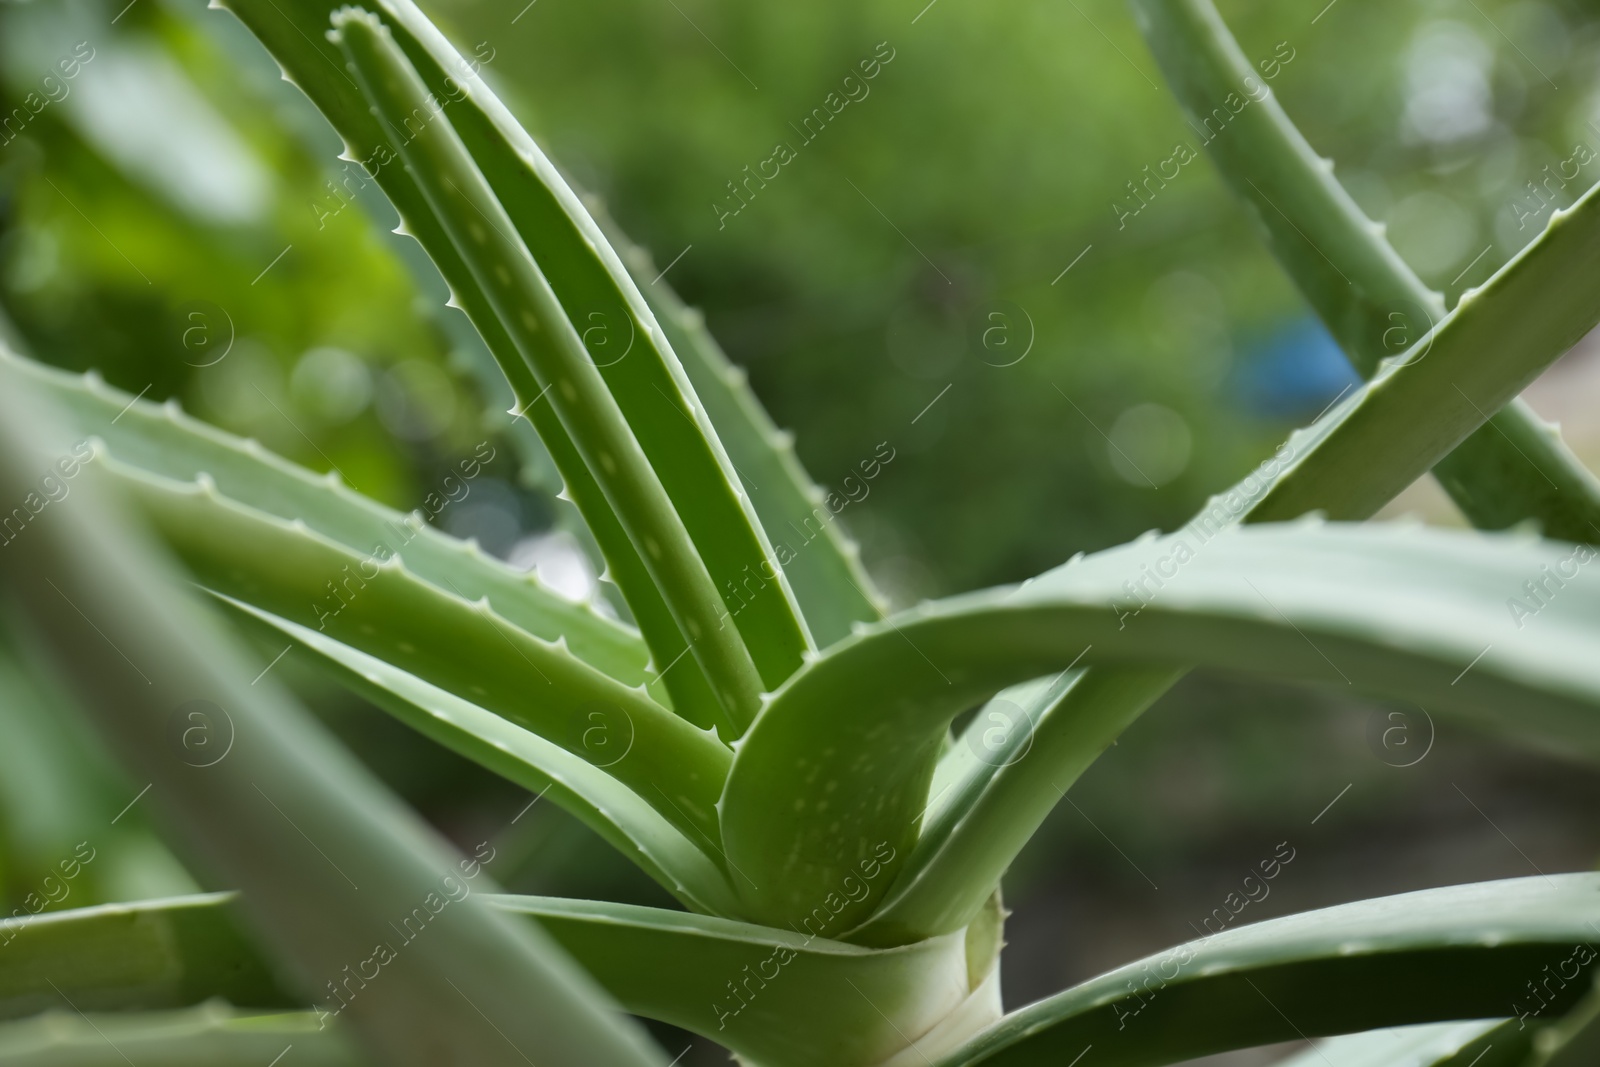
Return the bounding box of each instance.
[2,346,652,690]
[218,595,744,915]
[854,666,1181,944]
[606,225,886,647]
[1270,1022,1524,1067]
[860,152,1600,942]
[723,522,1600,933]
[1132,0,1600,543]
[2,892,990,1067]
[107,457,728,850]
[0,1005,360,1067]
[213,0,727,732]
[939,874,1600,1067]
[361,0,815,690]
[0,365,668,1065]
[1243,172,1600,525]
[0,895,296,1019]
[331,9,769,736]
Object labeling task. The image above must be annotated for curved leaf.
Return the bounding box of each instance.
[1,893,987,1067]
[941,874,1600,1066]
[723,522,1600,932]
[110,457,729,849]
[0,346,652,690]
[1270,1022,1523,1067]
[1131,0,1600,543]
[218,595,743,916]
[854,667,1180,944]
[844,158,1600,941]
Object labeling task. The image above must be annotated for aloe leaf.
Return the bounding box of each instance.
[0,894,296,1018]
[330,11,770,736]
[1530,977,1600,1066]
[1132,0,1600,543]
[0,1005,360,1067]
[1245,184,1600,525]
[0,892,986,1067]
[846,160,1600,942]
[1271,1022,1525,1067]
[362,0,815,689]
[493,894,986,1067]
[853,666,1181,945]
[1,346,653,690]
[217,595,743,916]
[0,366,668,1065]
[939,874,1600,1067]
[211,0,726,731]
[723,521,1600,933]
[104,457,729,849]
[605,223,886,646]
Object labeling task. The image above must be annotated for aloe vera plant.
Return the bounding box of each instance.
[3,0,1600,1065]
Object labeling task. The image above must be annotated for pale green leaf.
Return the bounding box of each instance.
[725,522,1600,933]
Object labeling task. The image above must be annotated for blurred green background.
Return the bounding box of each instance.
[4,0,1600,1061]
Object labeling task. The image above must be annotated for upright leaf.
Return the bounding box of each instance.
[214,0,728,731]
[365,0,816,685]
[331,9,770,735]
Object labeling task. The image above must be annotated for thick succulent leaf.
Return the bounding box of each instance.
[212,0,726,731]
[0,1005,360,1066]
[364,0,815,690]
[495,894,986,1067]
[1,346,652,689]
[108,457,729,849]
[0,366,668,1065]
[1247,179,1600,525]
[848,167,1600,942]
[1270,1022,1524,1067]
[331,11,768,736]
[0,895,297,1019]
[723,522,1600,933]
[609,230,886,647]
[1132,0,1600,544]
[219,595,743,916]
[853,667,1181,944]
[2,893,984,1067]
[1531,977,1600,1066]
[940,874,1600,1067]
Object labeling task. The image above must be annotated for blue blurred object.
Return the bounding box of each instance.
[1234,317,1361,417]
